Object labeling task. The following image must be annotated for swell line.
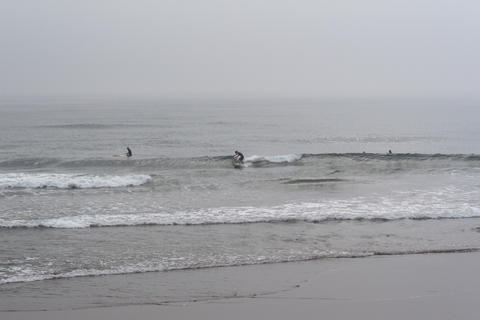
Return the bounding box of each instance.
[2,153,479,170]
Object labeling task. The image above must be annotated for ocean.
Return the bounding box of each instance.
[1,97,480,310]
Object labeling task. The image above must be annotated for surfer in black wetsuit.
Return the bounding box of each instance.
[126,147,133,158]
[234,150,244,163]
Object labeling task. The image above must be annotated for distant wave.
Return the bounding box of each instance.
[0,157,61,168]
[0,173,151,189]
[0,154,304,170]
[37,123,156,129]
[303,152,480,161]
[282,178,346,184]
[2,188,479,228]
[1,153,480,170]
[2,247,478,285]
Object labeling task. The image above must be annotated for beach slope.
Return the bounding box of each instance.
[2,252,479,320]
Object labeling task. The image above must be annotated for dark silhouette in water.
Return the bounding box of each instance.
[126,147,133,157]
[234,150,244,163]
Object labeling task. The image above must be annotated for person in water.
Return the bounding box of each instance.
[234,150,244,163]
[126,147,133,157]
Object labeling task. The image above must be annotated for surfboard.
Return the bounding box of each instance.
[112,154,126,157]
[232,159,244,169]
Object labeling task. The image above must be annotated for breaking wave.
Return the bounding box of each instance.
[243,154,303,167]
[2,187,480,228]
[246,154,303,163]
[0,173,151,189]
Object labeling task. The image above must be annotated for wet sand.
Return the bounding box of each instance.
[2,252,479,320]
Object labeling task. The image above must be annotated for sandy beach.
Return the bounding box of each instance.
[2,251,479,320]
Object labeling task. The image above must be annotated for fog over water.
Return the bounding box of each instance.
[2,0,480,98]
[2,0,480,312]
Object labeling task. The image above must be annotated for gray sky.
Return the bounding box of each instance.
[1,0,479,98]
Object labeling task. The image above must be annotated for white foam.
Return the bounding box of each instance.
[0,173,151,189]
[0,250,360,284]
[0,263,166,285]
[245,154,303,163]
[2,186,480,228]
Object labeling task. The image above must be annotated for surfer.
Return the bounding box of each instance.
[126,147,133,158]
[233,150,244,163]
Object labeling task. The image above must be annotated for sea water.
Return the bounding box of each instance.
[1,97,480,309]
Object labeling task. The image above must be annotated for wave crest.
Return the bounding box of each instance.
[1,153,480,170]
[3,189,480,228]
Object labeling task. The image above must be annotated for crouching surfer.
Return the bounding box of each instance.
[126,147,133,158]
[233,150,244,163]
[233,151,244,168]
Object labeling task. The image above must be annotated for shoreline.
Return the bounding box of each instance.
[2,251,480,319]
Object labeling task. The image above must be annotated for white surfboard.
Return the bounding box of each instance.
[232,159,244,169]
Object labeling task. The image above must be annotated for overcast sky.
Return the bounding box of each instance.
[1,0,479,98]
